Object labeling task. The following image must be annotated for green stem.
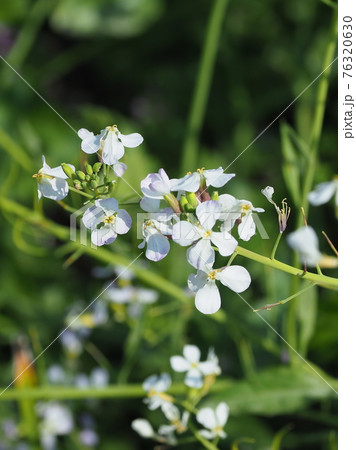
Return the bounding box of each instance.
[270,232,283,260]
[181,0,229,171]
[298,10,338,223]
[254,283,316,312]
[229,246,337,290]
[68,186,94,199]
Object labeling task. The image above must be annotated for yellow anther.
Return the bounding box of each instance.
[197,167,205,174]
[241,203,251,213]
[104,215,115,224]
[208,270,217,280]
[203,230,212,238]
[186,171,192,175]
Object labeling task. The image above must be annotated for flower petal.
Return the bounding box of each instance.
[308,180,337,206]
[91,226,117,246]
[140,197,161,212]
[101,131,125,165]
[79,129,103,154]
[172,221,201,246]
[185,368,203,388]
[113,209,132,234]
[112,162,127,177]
[195,281,221,314]
[238,214,256,241]
[170,356,191,372]
[187,239,215,269]
[170,173,200,192]
[216,402,229,426]
[187,271,208,293]
[196,407,216,430]
[118,132,143,148]
[286,226,322,266]
[218,265,251,293]
[146,233,170,261]
[38,178,69,201]
[210,231,237,256]
[183,345,201,364]
[95,198,118,215]
[196,200,220,230]
[132,419,155,438]
[204,167,235,188]
[82,205,105,230]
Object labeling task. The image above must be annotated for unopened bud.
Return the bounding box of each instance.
[90,180,98,189]
[104,175,111,184]
[93,162,102,173]
[186,192,198,208]
[76,171,86,181]
[85,163,93,175]
[211,191,219,201]
[73,180,82,190]
[61,163,75,178]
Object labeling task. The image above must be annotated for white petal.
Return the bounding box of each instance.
[38,178,69,201]
[199,429,217,440]
[218,265,251,293]
[187,271,209,293]
[196,407,216,430]
[170,173,200,192]
[198,360,220,376]
[185,368,203,388]
[155,373,171,391]
[195,281,221,314]
[142,374,159,391]
[118,132,143,148]
[170,356,191,372]
[80,131,102,154]
[196,200,220,230]
[78,128,92,139]
[210,231,237,256]
[42,164,68,179]
[95,198,119,215]
[187,239,215,269]
[132,419,155,438]
[261,186,275,203]
[112,162,127,177]
[106,286,134,304]
[308,180,337,206]
[204,167,235,188]
[91,226,117,246]
[146,233,170,261]
[286,226,322,266]
[82,205,105,230]
[172,221,201,246]
[183,345,201,364]
[216,402,229,426]
[238,214,256,241]
[140,197,161,212]
[136,288,159,304]
[102,131,125,165]
[113,209,132,234]
[161,403,180,422]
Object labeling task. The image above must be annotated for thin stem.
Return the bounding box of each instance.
[254,283,316,312]
[181,0,229,171]
[322,231,338,256]
[271,232,283,260]
[68,186,94,199]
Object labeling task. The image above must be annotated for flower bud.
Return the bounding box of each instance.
[211,191,219,201]
[85,163,93,175]
[85,174,91,181]
[90,180,98,189]
[104,175,111,184]
[61,163,75,178]
[186,192,198,208]
[81,181,88,189]
[93,162,102,173]
[76,171,86,181]
[73,180,82,190]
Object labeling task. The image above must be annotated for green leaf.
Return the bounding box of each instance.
[280,121,310,205]
[271,424,293,450]
[207,365,337,416]
[296,281,318,356]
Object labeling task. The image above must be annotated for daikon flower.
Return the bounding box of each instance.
[82,198,132,246]
[171,167,235,192]
[142,373,173,410]
[33,156,74,201]
[286,226,322,267]
[197,402,229,440]
[172,200,237,269]
[160,403,189,435]
[132,418,177,445]
[37,402,73,450]
[188,264,251,314]
[261,186,290,232]
[170,345,221,388]
[308,178,338,206]
[235,200,264,241]
[78,126,143,165]
[141,168,172,199]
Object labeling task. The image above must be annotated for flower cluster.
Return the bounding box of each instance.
[132,344,229,447]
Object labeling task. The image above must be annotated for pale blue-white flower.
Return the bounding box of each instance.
[106,286,158,305]
[141,168,177,199]
[188,264,251,314]
[78,126,143,166]
[171,167,235,193]
[197,402,229,440]
[170,345,221,388]
[131,418,177,445]
[286,226,322,267]
[33,156,74,201]
[308,178,338,207]
[75,368,109,389]
[37,402,73,450]
[160,403,189,435]
[235,200,264,241]
[142,373,173,410]
[82,198,132,246]
[66,301,108,332]
[172,200,237,269]
[79,429,99,447]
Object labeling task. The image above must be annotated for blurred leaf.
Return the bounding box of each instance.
[271,424,293,450]
[50,0,164,38]
[208,365,337,416]
[296,281,317,356]
[280,121,309,205]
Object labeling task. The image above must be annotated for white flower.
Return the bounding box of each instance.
[217,194,241,231]
[286,226,322,267]
[75,367,109,389]
[78,126,143,166]
[37,402,73,450]
[106,286,158,305]
[132,418,177,445]
[160,403,189,435]
[33,156,74,201]
[197,402,229,440]
[188,264,251,314]
[261,186,290,233]
[82,198,132,246]
[79,429,99,447]
[171,167,235,192]
[172,200,237,269]
[170,345,221,388]
[59,330,83,357]
[235,200,264,241]
[47,365,68,385]
[66,302,108,331]
[308,178,338,206]
[142,373,173,410]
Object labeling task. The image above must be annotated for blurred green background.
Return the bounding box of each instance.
[0,0,337,449]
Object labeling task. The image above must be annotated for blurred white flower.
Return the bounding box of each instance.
[308,178,338,206]
[79,429,99,447]
[59,330,83,357]
[286,226,322,267]
[197,402,229,440]
[37,402,73,450]
[188,264,251,314]
[160,403,189,435]
[142,373,173,410]
[132,418,177,445]
[171,167,235,192]
[75,367,109,389]
[170,345,221,388]
[33,156,74,201]
[82,198,132,246]
[78,126,143,166]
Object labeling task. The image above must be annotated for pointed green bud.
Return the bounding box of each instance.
[85,163,93,175]
[211,191,219,201]
[61,163,75,178]
[104,175,111,184]
[179,195,189,210]
[186,192,199,208]
[76,171,86,181]
[85,174,91,181]
[73,180,82,190]
[93,162,102,173]
[90,180,98,189]
[93,175,100,183]
[81,181,88,189]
